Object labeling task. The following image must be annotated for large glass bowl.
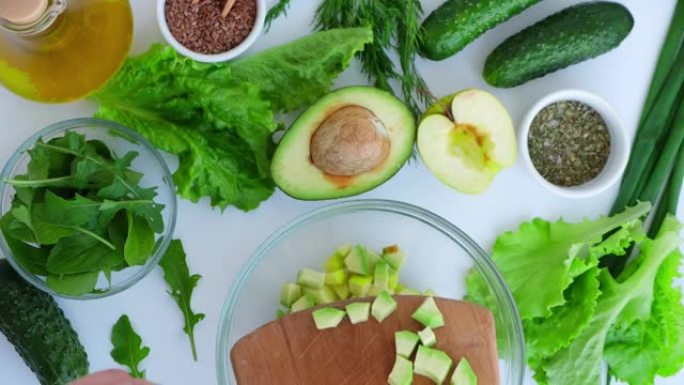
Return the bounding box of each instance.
[0,118,177,299]
[217,200,524,385]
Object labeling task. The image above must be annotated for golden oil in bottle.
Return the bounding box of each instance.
[0,0,133,103]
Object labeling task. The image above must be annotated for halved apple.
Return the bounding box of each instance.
[417,88,517,194]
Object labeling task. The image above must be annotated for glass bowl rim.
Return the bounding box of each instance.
[215,199,525,385]
[0,117,178,300]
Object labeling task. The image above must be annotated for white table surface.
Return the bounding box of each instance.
[1,0,682,384]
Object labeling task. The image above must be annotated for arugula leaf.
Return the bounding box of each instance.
[46,234,122,274]
[100,199,164,234]
[110,315,150,379]
[92,28,371,210]
[46,271,99,296]
[489,202,649,319]
[123,213,155,266]
[31,192,101,244]
[159,240,205,361]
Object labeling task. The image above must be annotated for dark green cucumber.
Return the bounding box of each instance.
[484,1,634,88]
[420,0,542,61]
[0,259,89,385]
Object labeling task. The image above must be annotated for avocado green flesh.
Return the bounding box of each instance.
[312,307,346,329]
[395,330,420,358]
[418,327,437,348]
[412,297,445,329]
[415,346,453,384]
[484,1,634,88]
[421,0,542,61]
[388,355,414,385]
[272,86,415,200]
[345,302,371,324]
[371,291,397,322]
[452,358,478,385]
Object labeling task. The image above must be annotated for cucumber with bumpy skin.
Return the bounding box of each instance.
[420,0,542,61]
[484,1,634,88]
[0,259,89,385]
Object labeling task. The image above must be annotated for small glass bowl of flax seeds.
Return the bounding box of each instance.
[157,0,265,63]
[519,89,630,198]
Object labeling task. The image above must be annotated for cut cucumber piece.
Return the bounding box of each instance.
[418,327,437,348]
[395,330,420,358]
[345,245,371,275]
[345,302,371,324]
[412,297,445,329]
[451,358,477,385]
[276,309,288,318]
[371,291,397,322]
[290,293,315,312]
[323,245,351,272]
[373,261,390,290]
[415,346,453,384]
[280,283,302,307]
[304,286,337,305]
[297,268,325,289]
[388,269,400,290]
[312,307,346,330]
[388,355,414,385]
[325,269,348,285]
[382,244,406,270]
[332,283,350,300]
[349,275,373,297]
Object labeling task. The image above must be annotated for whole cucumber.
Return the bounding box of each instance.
[0,259,89,385]
[484,1,634,88]
[420,0,543,61]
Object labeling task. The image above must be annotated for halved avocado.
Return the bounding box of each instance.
[272,86,415,200]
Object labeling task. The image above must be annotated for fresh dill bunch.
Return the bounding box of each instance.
[267,0,430,117]
[265,0,292,31]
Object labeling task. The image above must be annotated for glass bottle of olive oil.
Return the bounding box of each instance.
[0,0,132,103]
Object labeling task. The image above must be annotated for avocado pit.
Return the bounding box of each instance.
[310,106,390,176]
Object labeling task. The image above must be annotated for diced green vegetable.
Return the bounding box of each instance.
[388,269,400,290]
[349,275,373,297]
[388,355,414,385]
[395,330,420,358]
[290,294,315,312]
[325,269,347,285]
[451,358,477,385]
[304,286,337,305]
[312,308,346,330]
[373,261,390,292]
[331,284,350,300]
[371,291,397,322]
[414,346,453,384]
[279,283,302,307]
[397,285,421,295]
[323,245,351,272]
[345,245,371,275]
[418,327,437,348]
[412,297,445,329]
[382,245,406,270]
[297,268,325,289]
[345,302,371,324]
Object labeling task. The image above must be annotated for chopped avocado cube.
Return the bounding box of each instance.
[451,358,477,385]
[414,346,453,384]
[312,307,346,329]
[371,291,397,322]
[290,293,315,312]
[388,355,413,385]
[323,245,351,272]
[374,261,390,288]
[297,268,325,289]
[418,327,437,348]
[348,275,373,297]
[331,284,350,300]
[412,297,445,329]
[345,302,371,324]
[395,330,420,358]
[366,249,381,267]
[382,244,406,270]
[345,245,371,275]
[388,269,400,290]
[325,269,348,285]
[280,283,302,307]
[397,285,421,295]
[304,286,337,305]
[276,309,289,318]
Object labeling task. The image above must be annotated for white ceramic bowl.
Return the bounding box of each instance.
[157,0,266,63]
[519,89,629,198]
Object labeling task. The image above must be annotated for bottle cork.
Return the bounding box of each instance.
[0,0,49,25]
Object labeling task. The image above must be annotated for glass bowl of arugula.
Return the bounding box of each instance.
[217,200,525,385]
[0,118,177,299]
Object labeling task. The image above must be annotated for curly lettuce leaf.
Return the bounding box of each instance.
[230,27,373,112]
[604,249,684,385]
[92,28,372,210]
[537,216,682,385]
[491,202,650,319]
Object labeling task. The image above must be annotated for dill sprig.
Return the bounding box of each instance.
[267,0,430,117]
[265,0,292,31]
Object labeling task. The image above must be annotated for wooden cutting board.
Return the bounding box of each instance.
[230,296,499,385]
